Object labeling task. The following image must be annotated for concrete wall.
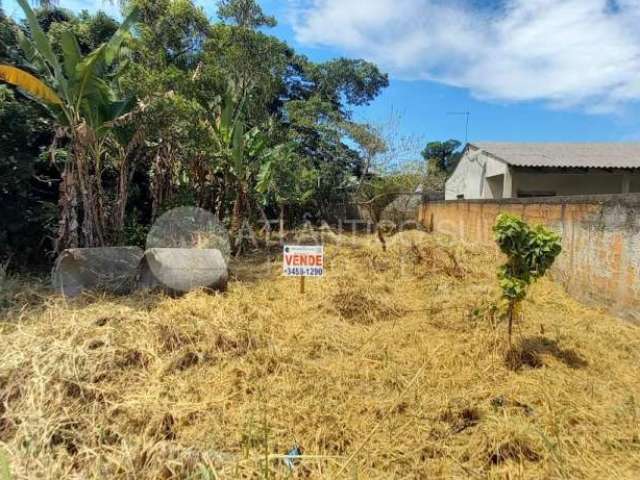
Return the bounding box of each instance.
[419,194,640,323]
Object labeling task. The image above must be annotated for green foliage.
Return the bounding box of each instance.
[0,8,55,265]
[1,0,390,265]
[356,174,417,224]
[34,5,72,33]
[0,79,56,267]
[494,214,562,300]
[14,0,140,128]
[311,58,389,110]
[418,139,462,195]
[256,143,318,207]
[421,139,462,174]
[0,7,12,62]
[217,0,277,29]
[493,213,562,340]
[131,0,209,69]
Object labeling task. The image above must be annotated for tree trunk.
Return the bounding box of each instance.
[113,149,135,243]
[256,204,271,236]
[74,139,106,248]
[507,301,515,346]
[230,182,248,253]
[55,164,79,252]
[151,146,173,221]
[279,204,285,240]
[368,205,386,252]
[377,227,387,252]
[216,173,228,222]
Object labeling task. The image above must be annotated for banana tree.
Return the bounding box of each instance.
[256,143,317,238]
[209,87,271,251]
[0,0,139,250]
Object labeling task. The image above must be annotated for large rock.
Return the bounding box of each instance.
[137,248,228,294]
[52,247,144,297]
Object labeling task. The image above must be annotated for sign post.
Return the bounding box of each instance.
[283,245,324,294]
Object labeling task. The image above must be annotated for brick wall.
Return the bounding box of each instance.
[419,194,640,323]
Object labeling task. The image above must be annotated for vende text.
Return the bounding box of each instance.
[284,254,323,267]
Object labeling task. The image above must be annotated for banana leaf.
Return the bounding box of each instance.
[0,65,62,105]
[60,30,82,80]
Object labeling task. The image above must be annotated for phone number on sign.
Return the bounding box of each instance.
[284,267,324,277]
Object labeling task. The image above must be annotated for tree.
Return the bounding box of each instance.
[419,139,462,195]
[256,143,317,237]
[493,214,562,344]
[71,11,119,52]
[129,0,209,70]
[217,0,277,29]
[310,58,389,112]
[0,0,140,250]
[208,86,272,250]
[2,0,390,265]
[421,139,462,173]
[344,122,387,192]
[205,4,389,222]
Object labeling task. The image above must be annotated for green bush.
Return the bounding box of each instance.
[493,213,562,342]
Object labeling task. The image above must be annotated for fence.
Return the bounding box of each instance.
[419,194,640,323]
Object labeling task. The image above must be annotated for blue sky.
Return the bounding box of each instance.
[5,0,640,144]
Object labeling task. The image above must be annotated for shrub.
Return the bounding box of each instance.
[493,213,562,343]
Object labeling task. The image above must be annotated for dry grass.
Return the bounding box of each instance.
[1,231,640,479]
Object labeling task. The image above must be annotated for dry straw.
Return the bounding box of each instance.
[1,231,639,479]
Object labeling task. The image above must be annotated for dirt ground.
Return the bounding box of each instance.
[1,231,639,479]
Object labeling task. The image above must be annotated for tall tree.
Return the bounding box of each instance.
[217,0,276,29]
[345,122,387,191]
[421,139,462,173]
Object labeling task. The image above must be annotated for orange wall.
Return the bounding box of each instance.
[419,195,640,323]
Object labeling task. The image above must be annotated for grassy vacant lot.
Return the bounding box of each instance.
[1,231,639,479]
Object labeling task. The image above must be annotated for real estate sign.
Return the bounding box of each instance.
[283,245,324,277]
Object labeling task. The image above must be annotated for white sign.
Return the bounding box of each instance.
[283,245,324,277]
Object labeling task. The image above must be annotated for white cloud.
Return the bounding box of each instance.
[289,0,640,111]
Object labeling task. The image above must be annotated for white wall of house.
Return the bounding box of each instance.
[446,149,640,200]
[445,150,510,200]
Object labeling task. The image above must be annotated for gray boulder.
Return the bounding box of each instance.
[52,247,144,297]
[138,248,228,294]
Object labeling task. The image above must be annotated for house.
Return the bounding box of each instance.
[445,143,640,200]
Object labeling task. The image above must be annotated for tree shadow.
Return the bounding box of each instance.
[505,336,588,371]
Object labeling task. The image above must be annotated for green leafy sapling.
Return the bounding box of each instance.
[493,213,562,344]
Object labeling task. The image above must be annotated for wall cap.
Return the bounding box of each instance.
[425,193,640,207]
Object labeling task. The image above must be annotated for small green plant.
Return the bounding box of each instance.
[493,213,562,343]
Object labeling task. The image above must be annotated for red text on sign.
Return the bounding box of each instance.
[284,254,323,267]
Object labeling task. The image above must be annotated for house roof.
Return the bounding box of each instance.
[469,142,640,169]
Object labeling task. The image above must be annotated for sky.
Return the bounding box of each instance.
[5,0,640,144]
